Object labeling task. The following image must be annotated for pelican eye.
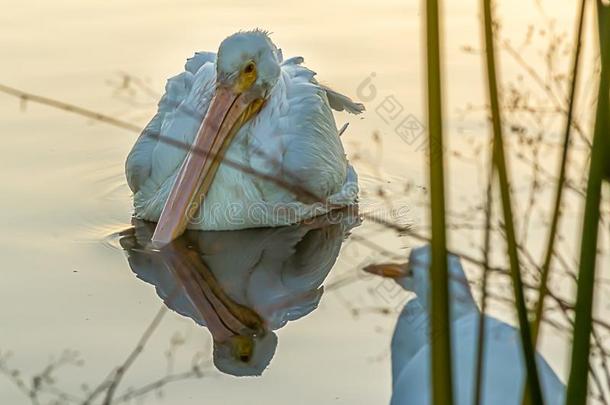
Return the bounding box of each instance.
[244,62,255,74]
[231,335,254,363]
[234,61,257,92]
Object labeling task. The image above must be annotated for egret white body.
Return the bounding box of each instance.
[366,246,565,405]
[125,30,362,233]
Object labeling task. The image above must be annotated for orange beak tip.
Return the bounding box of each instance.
[362,263,408,279]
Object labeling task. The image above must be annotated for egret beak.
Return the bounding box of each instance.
[151,86,264,247]
[363,262,410,278]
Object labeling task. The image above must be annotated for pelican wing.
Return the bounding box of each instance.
[125,52,216,193]
[282,56,365,115]
[185,51,217,73]
[245,61,361,206]
[318,83,365,114]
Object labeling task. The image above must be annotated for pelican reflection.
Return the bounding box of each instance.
[119,210,358,377]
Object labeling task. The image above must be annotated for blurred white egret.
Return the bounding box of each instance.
[364,246,565,405]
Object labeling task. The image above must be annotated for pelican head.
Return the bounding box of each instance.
[216,30,281,99]
[151,30,280,246]
[213,331,278,377]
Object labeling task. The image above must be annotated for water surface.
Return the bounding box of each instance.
[1,0,606,403]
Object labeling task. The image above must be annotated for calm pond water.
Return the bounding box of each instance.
[1,0,607,403]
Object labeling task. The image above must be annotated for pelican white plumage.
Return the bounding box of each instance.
[364,246,565,405]
[125,30,363,245]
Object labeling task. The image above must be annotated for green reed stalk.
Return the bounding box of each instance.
[603,0,610,185]
[531,0,587,345]
[473,169,494,405]
[481,0,544,403]
[565,1,610,403]
[425,0,454,404]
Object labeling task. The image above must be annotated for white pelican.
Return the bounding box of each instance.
[364,246,565,405]
[125,30,363,245]
[120,210,358,376]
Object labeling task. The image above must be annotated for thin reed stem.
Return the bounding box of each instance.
[473,167,495,405]
[480,0,544,403]
[566,1,610,403]
[531,0,587,344]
